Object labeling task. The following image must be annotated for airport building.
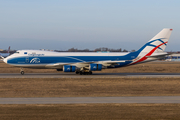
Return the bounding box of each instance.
[166,54,180,61]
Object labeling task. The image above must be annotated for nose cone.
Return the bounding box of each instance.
[3,58,7,63]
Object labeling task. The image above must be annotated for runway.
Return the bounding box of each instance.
[0,73,180,78]
[0,96,180,104]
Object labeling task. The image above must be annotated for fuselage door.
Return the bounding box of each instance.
[26,57,29,63]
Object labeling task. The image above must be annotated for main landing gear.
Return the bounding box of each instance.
[20,68,24,75]
[76,71,92,75]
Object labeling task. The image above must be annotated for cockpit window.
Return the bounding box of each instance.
[15,52,19,54]
[24,52,27,54]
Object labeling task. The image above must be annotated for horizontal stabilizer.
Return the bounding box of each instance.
[146,54,169,58]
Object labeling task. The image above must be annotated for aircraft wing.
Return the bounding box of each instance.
[46,60,128,68]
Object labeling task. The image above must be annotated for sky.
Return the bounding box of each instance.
[0,0,180,51]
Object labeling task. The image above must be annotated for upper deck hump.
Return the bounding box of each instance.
[17,50,129,56]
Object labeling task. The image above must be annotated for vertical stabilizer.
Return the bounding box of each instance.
[137,28,172,53]
[130,28,173,65]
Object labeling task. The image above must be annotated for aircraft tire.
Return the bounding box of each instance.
[21,71,24,75]
[89,71,92,75]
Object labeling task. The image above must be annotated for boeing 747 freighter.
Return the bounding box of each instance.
[3,29,172,75]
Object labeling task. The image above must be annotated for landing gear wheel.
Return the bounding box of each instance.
[21,71,24,75]
[20,68,24,75]
[76,71,79,74]
[79,71,92,75]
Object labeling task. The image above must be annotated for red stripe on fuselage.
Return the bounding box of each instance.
[130,42,168,65]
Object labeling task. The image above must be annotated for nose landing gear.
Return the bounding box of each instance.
[20,68,24,75]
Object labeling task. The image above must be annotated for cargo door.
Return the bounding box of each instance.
[26,57,29,63]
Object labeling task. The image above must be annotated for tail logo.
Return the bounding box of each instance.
[147,38,167,51]
[138,38,167,53]
[132,40,168,64]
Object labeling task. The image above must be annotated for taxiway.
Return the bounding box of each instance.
[0,73,180,78]
[0,96,180,104]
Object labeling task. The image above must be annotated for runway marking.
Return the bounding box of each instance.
[1,96,180,104]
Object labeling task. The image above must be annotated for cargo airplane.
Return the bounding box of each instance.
[3,28,172,75]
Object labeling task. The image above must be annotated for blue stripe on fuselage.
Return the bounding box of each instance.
[7,54,137,67]
[8,56,132,63]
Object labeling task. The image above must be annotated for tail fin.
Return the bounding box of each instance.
[137,28,172,53]
[129,28,173,65]
[7,46,10,53]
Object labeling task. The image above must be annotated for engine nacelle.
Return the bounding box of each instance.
[63,65,76,72]
[89,64,102,71]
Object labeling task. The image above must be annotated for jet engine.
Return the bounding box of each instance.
[89,64,102,71]
[63,65,76,72]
